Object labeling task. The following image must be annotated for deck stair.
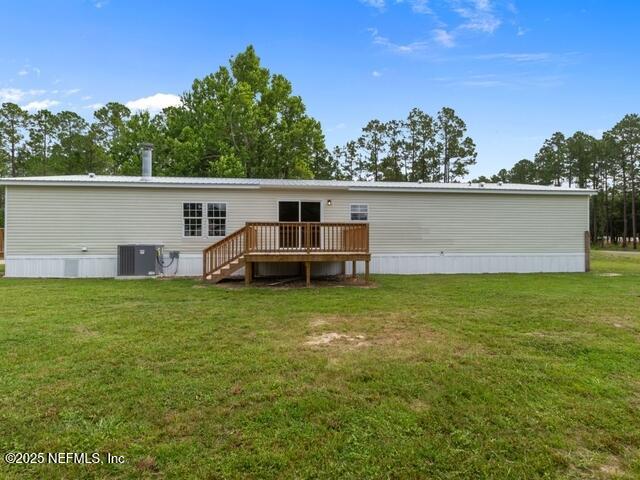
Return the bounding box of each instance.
[205,257,246,283]
[203,226,247,283]
[203,222,370,285]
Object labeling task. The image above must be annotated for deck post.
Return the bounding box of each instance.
[202,252,207,281]
[352,260,357,279]
[245,261,252,285]
[584,230,591,272]
[305,261,311,287]
[365,260,370,282]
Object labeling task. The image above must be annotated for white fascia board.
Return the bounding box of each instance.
[348,186,596,196]
[0,180,261,190]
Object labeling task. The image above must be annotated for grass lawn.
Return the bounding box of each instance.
[1,252,640,479]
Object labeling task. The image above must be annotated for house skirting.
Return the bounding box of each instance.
[4,252,586,278]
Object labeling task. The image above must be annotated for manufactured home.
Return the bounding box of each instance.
[0,149,593,282]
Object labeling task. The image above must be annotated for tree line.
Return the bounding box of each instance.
[0,47,477,185]
[0,46,476,225]
[0,46,332,182]
[332,107,477,183]
[475,115,640,248]
[2,45,637,249]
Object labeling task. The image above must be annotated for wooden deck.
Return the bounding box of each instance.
[203,222,370,286]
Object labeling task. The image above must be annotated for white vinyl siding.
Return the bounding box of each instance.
[5,186,589,256]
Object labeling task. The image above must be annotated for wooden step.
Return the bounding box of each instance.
[205,256,245,283]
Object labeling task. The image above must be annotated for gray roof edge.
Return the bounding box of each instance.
[0,175,597,195]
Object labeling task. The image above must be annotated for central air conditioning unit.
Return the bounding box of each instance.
[117,245,162,276]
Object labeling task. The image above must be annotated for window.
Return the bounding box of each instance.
[183,202,203,237]
[350,204,368,221]
[208,202,227,236]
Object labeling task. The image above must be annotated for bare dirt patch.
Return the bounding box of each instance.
[215,275,377,289]
[309,318,330,328]
[136,456,159,473]
[305,312,442,352]
[73,324,98,338]
[305,332,370,348]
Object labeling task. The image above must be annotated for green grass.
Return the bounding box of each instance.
[1,252,640,479]
[593,243,640,252]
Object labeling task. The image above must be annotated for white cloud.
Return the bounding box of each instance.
[407,0,432,14]
[125,93,181,112]
[22,99,60,111]
[516,26,528,36]
[366,0,514,55]
[0,88,46,103]
[0,88,27,102]
[372,70,382,77]
[63,88,81,96]
[458,79,508,87]
[368,28,429,55]
[435,72,566,89]
[16,65,41,77]
[360,0,386,10]
[327,122,347,132]
[84,103,104,110]
[433,29,455,47]
[474,52,552,62]
[453,0,502,33]
[81,95,92,100]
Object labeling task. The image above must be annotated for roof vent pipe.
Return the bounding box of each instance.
[140,143,154,179]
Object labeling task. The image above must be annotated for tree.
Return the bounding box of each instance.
[435,107,476,182]
[405,108,438,182]
[167,45,326,179]
[0,103,28,177]
[26,110,60,176]
[598,134,622,244]
[358,119,386,181]
[535,132,567,186]
[93,102,131,174]
[610,114,640,248]
[380,119,405,181]
[509,159,537,183]
[50,111,91,174]
[109,111,170,176]
[335,141,362,180]
[566,131,596,188]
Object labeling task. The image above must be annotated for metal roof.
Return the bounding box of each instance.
[0,175,595,195]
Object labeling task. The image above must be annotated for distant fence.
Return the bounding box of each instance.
[0,228,4,259]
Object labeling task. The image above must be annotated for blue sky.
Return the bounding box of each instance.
[1,0,638,177]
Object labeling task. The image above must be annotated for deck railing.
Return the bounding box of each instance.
[203,222,370,279]
[203,226,247,279]
[245,222,369,254]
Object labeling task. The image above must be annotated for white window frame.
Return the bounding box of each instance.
[207,202,227,238]
[182,202,204,238]
[350,203,369,221]
[181,201,229,239]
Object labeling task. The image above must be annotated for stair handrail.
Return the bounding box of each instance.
[202,226,247,280]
